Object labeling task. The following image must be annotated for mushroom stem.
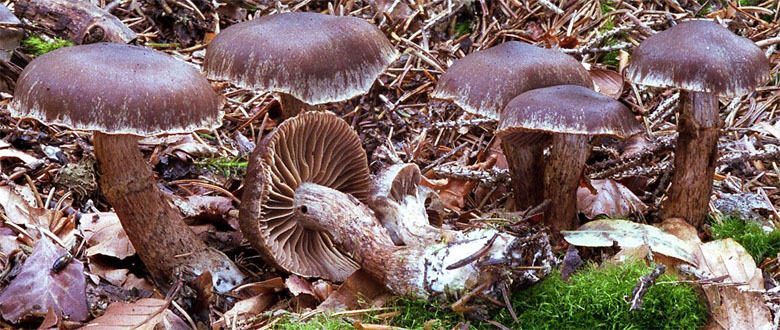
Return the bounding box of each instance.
[501,138,545,210]
[543,134,590,232]
[278,93,313,120]
[294,182,554,300]
[94,132,245,292]
[662,91,720,227]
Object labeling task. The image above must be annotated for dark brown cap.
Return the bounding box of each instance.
[242,111,370,281]
[497,85,642,138]
[204,12,398,105]
[431,41,593,120]
[11,43,221,136]
[626,20,769,97]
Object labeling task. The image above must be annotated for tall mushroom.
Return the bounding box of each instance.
[430,41,593,210]
[497,85,643,232]
[10,43,245,292]
[204,12,398,119]
[625,20,770,227]
[238,111,371,281]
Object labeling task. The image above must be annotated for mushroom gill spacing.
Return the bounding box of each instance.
[248,111,371,281]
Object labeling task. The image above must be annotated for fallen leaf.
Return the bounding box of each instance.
[0,147,39,166]
[213,294,276,329]
[77,298,187,330]
[590,67,624,99]
[80,212,135,259]
[318,269,391,312]
[87,260,129,287]
[562,220,697,266]
[577,179,648,218]
[698,239,771,330]
[422,155,497,211]
[0,237,89,322]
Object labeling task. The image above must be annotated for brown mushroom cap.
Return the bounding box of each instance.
[625,20,770,97]
[497,85,642,139]
[203,12,399,105]
[431,41,593,120]
[243,111,370,281]
[10,43,221,136]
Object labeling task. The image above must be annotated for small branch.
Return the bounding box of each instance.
[629,264,666,311]
[433,165,510,184]
[431,117,497,128]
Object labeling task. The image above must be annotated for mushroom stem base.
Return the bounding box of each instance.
[94,132,244,292]
[294,183,554,300]
[662,91,720,227]
[544,134,589,232]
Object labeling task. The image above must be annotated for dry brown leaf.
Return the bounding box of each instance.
[212,293,276,329]
[80,212,135,259]
[87,261,129,286]
[421,155,497,211]
[590,67,624,99]
[0,147,39,166]
[697,239,771,330]
[77,298,185,330]
[576,179,648,218]
[318,269,391,312]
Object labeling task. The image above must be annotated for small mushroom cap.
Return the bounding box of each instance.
[245,111,370,281]
[497,85,643,139]
[11,43,221,136]
[0,4,23,60]
[626,20,770,97]
[370,163,421,204]
[431,41,593,120]
[204,12,399,105]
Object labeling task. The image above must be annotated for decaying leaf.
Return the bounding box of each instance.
[80,212,135,259]
[318,269,392,312]
[213,294,276,329]
[590,67,624,99]
[698,239,771,330]
[0,237,89,322]
[577,179,648,218]
[87,260,129,287]
[562,220,697,265]
[422,155,497,211]
[77,298,188,330]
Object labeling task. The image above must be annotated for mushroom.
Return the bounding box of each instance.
[238,111,371,281]
[497,85,643,232]
[369,163,448,246]
[431,41,593,121]
[430,41,593,210]
[10,43,245,292]
[0,4,22,62]
[203,12,399,119]
[625,20,770,227]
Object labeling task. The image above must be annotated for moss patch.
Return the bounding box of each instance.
[711,216,780,264]
[21,36,73,57]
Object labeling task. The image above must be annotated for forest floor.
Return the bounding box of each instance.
[0,0,779,329]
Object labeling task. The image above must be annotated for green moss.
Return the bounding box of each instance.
[711,216,780,264]
[454,17,473,37]
[498,261,706,329]
[601,0,615,14]
[276,314,354,330]
[21,36,73,57]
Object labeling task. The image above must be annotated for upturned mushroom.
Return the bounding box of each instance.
[625,20,770,227]
[497,85,643,232]
[204,12,398,119]
[369,163,448,246]
[10,43,245,292]
[238,111,371,281]
[431,41,593,210]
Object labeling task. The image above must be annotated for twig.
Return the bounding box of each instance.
[629,264,666,311]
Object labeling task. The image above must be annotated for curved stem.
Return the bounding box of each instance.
[543,134,589,232]
[94,132,244,292]
[662,91,720,227]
